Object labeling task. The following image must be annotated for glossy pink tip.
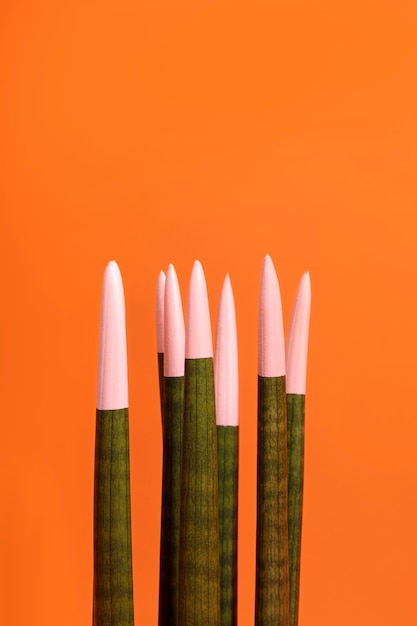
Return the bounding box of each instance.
[96,261,128,410]
[258,255,286,377]
[185,260,213,359]
[164,264,185,376]
[286,272,311,394]
[156,270,166,353]
[215,275,239,426]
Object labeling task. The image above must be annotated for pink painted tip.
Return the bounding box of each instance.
[156,270,166,353]
[164,264,185,376]
[258,255,286,377]
[215,275,239,426]
[286,272,311,394]
[96,261,128,410]
[185,260,213,359]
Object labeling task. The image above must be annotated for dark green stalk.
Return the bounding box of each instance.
[217,425,238,626]
[158,352,164,422]
[159,376,184,626]
[178,357,220,626]
[93,408,134,626]
[255,376,289,626]
[287,394,305,626]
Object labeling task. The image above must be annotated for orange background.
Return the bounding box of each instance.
[1,1,416,624]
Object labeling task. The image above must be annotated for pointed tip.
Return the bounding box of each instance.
[262,253,276,275]
[261,254,275,278]
[301,270,311,284]
[97,262,128,410]
[219,273,235,313]
[104,259,120,277]
[192,259,203,274]
[221,273,232,293]
[215,274,238,426]
[103,260,124,301]
[298,271,311,299]
[185,260,213,358]
[286,272,312,394]
[164,264,185,376]
[258,254,285,377]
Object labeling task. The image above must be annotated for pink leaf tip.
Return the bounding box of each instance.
[96,261,128,410]
[164,264,185,376]
[258,255,286,377]
[185,260,213,359]
[215,275,239,426]
[286,272,311,394]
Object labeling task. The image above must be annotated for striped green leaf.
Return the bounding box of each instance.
[255,376,289,626]
[217,425,238,626]
[178,357,220,626]
[159,376,184,625]
[93,408,134,626]
[287,393,305,626]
